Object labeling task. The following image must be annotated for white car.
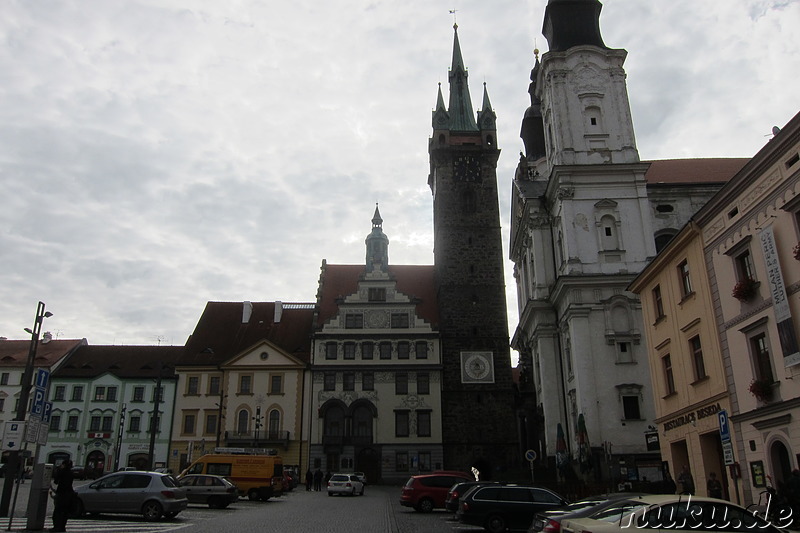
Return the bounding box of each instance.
[327,473,365,496]
[353,472,367,485]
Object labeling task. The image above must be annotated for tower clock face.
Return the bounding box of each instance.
[462,351,494,383]
[453,155,481,182]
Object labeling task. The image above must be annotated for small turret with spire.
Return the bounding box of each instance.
[365,204,389,272]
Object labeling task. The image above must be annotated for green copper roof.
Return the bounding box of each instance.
[446,24,478,132]
[477,82,496,131]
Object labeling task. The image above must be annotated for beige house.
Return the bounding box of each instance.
[696,111,800,506]
[170,301,315,473]
[630,222,736,499]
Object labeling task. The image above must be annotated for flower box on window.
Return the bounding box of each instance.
[732,278,758,301]
[749,379,773,402]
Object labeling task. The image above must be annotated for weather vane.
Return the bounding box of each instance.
[449,8,458,27]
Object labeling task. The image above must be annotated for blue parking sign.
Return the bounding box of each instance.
[31,389,46,416]
[718,410,730,442]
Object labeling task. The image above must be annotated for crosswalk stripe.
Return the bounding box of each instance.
[0,518,190,532]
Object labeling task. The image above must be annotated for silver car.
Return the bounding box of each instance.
[177,474,239,508]
[74,471,188,521]
[327,473,365,496]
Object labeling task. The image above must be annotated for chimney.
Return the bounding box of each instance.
[42,332,53,344]
[274,301,283,323]
[242,301,253,324]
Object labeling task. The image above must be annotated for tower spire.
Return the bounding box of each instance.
[365,203,389,271]
[447,24,478,132]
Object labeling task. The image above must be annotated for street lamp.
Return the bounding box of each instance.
[0,302,52,517]
[252,406,263,447]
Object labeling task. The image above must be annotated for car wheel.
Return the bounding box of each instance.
[208,496,223,509]
[328,491,333,497]
[141,500,163,522]
[360,486,365,496]
[486,514,506,533]
[417,498,434,513]
[247,489,260,501]
[72,499,85,518]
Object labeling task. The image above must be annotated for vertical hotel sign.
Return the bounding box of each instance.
[759,225,800,367]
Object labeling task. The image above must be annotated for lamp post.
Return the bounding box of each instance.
[146,362,164,471]
[252,405,263,447]
[0,302,52,517]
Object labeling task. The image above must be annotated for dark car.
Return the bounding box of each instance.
[177,474,239,508]
[528,493,647,533]
[400,472,473,512]
[71,465,101,480]
[457,484,568,533]
[446,481,497,512]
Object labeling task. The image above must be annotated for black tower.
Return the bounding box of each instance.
[428,24,517,476]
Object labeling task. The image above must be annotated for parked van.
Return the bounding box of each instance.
[179,453,283,501]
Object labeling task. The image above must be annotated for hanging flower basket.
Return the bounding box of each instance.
[732,278,758,301]
[749,379,773,402]
[793,242,800,261]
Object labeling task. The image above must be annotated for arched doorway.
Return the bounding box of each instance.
[128,453,149,471]
[769,440,792,487]
[86,450,106,477]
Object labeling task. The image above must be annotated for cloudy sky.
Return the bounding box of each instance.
[1,0,798,354]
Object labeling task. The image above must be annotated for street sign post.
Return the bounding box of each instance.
[2,422,26,451]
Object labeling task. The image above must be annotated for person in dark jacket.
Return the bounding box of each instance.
[313,468,323,491]
[51,459,75,532]
[305,469,313,491]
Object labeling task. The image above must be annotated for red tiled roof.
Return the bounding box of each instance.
[316,264,438,328]
[53,345,184,379]
[0,339,85,368]
[644,158,749,185]
[182,302,315,366]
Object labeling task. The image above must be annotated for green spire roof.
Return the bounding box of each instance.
[477,82,496,131]
[446,24,478,132]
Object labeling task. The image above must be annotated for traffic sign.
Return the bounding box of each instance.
[25,416,40,443]
[718,410,730,442]
[525,449,537,462]
[42,401,53,424]
[31,388,46,416]
[2,421,26,451]
[35,368,50,390]
[722,440,735,465]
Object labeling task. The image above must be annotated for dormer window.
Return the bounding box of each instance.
[368,288,386,302]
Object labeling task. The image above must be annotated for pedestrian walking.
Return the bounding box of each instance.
[305,469,313,491]
[706,472,723,498]
[51,459,75,532]
[678,465,695,495]
[313,468,323,491]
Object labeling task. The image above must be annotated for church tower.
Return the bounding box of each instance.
[428,24,517,475]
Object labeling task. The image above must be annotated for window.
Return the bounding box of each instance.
[205,413,218,435]
[236,410,249,434]
[0,398,3,411]
[209,376,220,396]
[663,354,675,395]
[395,411,410,437]
[391,313,409,328]
[735,249,755,281]
[415,341,428,359]
[418,452,431,472]
[50,415,61,431]
[183,414,196,434]
[396,372,408,395]
[622,396,641,420]
[652,285,665,319]
[268,410,280,437]
[129,416,141,432]
[617,342,633,363]
[133,386,144,402]
[689,336,706,380]
[93,386,106,401]
[106,387,117,402]
[187,377,200,395]
[239,375,252,394]
[417,411,431,437]
[368,288,386,301]
[345,313,363,328]
[148,415,161,433]
[751,333,774,383]
[678,260,693,297]
[326,342,337,360]
[270,375,282,394]
[90,416,101,431]
[417,373,430,395]
[379,342,392,360]
[71,386,83,401]
[67,416,79,431]
[397,342,410,360]
[396,452,409,472]
[324,373,336,391]
[362,372,374,391]
[343,373,355,391]
[361,342,374,360]
[102,416,113,431]
[152,386,164,403]
[344,342,356,360]
[53,385,66,401]
[0,373,8,385]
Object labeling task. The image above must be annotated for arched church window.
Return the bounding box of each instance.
[600,214,619,250]
[236,409,249,435]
